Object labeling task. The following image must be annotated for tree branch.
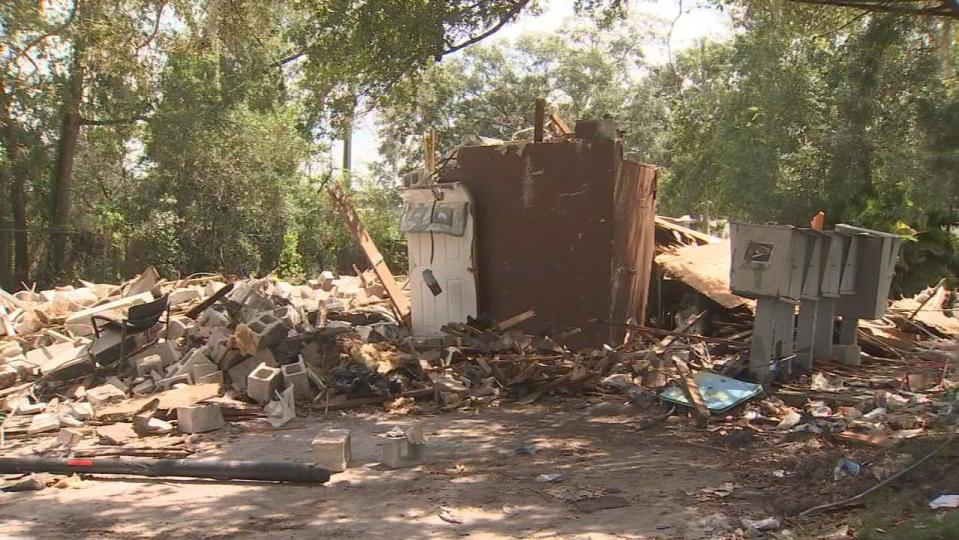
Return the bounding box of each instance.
[136,2,167,52]
[78,115,148,126]
[442,0,532,55]
[12,0,80,64]
[790,0,958,18]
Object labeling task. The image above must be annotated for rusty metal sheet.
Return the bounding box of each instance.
[450,139,659,348]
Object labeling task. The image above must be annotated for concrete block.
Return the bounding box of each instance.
[197,370,224,385]
[58,427,85,447]
[247,363,280,403]
[168,287,201,306]
[234,319,286,356]
[128,340,180,368]
[381,438,426,469]
[834,344,862,367]
[174,349,213,379]
[132,378,156,395]
[227,356,260,391]
[312,429,351,472]
[85,383,126,409]
[104,376,129,394]
[133,354,164,377]
[158,373,192,389]
[204,280,226,297]
[166,316,192,340]
[28,413,61,434]
[272,306,302,327]
[281,359,311,399]
[176,404,225,433]
[198,308,230,329]
[192,359,219,382]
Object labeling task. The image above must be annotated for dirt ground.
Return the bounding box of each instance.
[0,398,954,539]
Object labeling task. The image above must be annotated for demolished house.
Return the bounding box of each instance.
[0,114,956,511]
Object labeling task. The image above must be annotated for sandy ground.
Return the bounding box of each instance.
[0,400,793,539]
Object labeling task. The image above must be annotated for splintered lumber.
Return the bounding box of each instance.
[0,287,27,310]
[549,112,573,135]
[671,354,710,428]
[326,182,411,325]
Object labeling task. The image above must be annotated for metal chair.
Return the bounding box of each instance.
[91,294,170,365]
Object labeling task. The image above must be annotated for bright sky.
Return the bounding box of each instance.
[336,0,732,176]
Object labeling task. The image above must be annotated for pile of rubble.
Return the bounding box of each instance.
[0,267,406,442]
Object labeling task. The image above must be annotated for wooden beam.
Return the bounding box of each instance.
[671,353,710,428]
[533,97,545,143]
[326,183,411,325]
[493,309,535,331]
[549,112,572,135]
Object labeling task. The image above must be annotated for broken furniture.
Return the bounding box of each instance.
[730,222,901,382]
[400,182,478,339]
[91,294,171,366]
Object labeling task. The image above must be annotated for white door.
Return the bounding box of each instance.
[401,183,478,337]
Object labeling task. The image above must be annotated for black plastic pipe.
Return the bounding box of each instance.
[0,457,330,484]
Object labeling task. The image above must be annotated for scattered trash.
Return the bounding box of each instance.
[929,494,959,509]
[536,473,563,483]
[742,517,781,531]
[833,458,861,481]
[438,506,463,524]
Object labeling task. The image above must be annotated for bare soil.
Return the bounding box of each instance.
[0,399,954,539]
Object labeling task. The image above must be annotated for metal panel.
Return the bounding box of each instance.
[729,222,797,299]
[402,184,478,337]
[835,224,902,319]
[451,140,622,347]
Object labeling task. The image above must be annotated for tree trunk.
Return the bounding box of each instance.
[12,142,28,285]
[50,50,85,279]
[0,89,14,288]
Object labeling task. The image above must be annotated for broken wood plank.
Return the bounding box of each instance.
[671,354,710,428]
[549,112,572,135]
[834,430,893,447]
[326,182,411,326]
[65,292,154,334]
[493,309,536,331]
[0,306,14,337]
[96,383,221,421]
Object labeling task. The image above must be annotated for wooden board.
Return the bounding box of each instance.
[327,183,411,325]
[656,240,753,311]
[96,383,221,420]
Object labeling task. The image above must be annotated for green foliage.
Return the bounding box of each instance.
[374,18,669,177]
[658,2,959,292]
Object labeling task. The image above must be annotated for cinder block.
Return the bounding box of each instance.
[128,340,180,368]
[168,287,201,306]
[312,429,351,472]
[192,359,219,382]
[57,427,85,447]
[177,404,225,433]
[227,356,259,391]
[241,319,286,354]
[133,354,164,377]
[381,438,426,469]
[247,363,280,403]
[197,370,224,385]
[281,359,311,399]
[85,383,126,409]
[166,316,191,340]
[834,344,862,367]
[272,306,302,327]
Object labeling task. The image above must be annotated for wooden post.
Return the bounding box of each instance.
[533,97,545,143]
[671,353,710,428]
[326,183,411,326]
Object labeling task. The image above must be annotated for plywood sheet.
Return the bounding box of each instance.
[656,240,752,311]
